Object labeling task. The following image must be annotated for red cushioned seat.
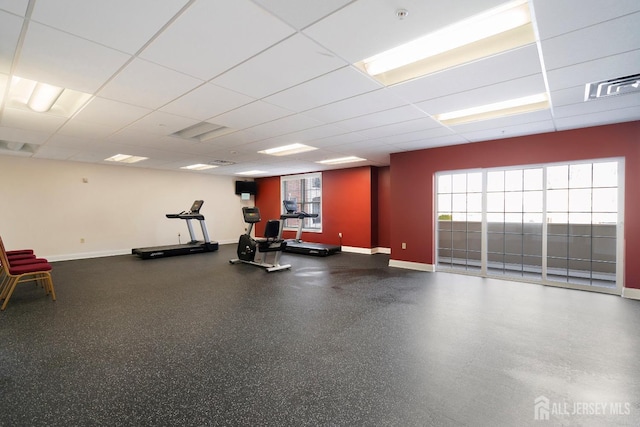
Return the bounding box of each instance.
[9,257,49,267]
[8,262,52,275]
[7,253,37,261]
[7,249,34,256]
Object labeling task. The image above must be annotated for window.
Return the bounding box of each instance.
[281,173,322,232]
[436,159,623,292]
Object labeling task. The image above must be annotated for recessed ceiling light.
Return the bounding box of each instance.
[236,170,267,176]
[180,163,217,171]
[8,76,92,116]
[172,122,234,142]
[356,0,534,86]
[104,154,148,163]
[317,156,367,165]
[434,93,549,126]
[258,143,317,156]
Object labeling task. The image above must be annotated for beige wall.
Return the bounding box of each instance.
[0,156,251,260]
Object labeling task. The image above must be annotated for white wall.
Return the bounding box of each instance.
[0,156,252,260]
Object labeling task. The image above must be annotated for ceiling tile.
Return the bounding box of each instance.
[252,0,352,29]
[554,106,640,130]
[416,74,547,116]
[211,34,347,99]
[160,83,255,121]
[458,120,557,141]
[335,105,429,132]
[71,97,152,128]
[532,0,640,40]
[125,111,200,136]
[264,66,381,112]
[304,88,407,123]
[390,44,543,104]
[0,0,28,16]
[98,59,203,109]
[139,0,295,80]
[31,0,190,54]
[211,101,294,130]
[542,12,640,71]
[0,107,67,134]
[304,0,505,63]
[545,50,640,93]
[15,22,131,93]
[0,11,22,74]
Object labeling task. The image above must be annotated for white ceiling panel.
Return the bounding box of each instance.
[0,126,51,144]
[459,119,557,142]
[0,0,28,16]
[252,0,352,29]
[304,0,505,63]
[334,105,428,133]
[211,101,294,129]
[532,0,640,40]
[32,145,79,160]
[31,0,190,54]
[264,66,381,112]
[15,22,131,93]
[390,44,543,104]
[57,120,119,139]
[98,59,203,110]
[555,106,640,131]
[545,49,640,93]
[160,83,255,121]
[0,107,66,134]
[72,97,152,128]
[139,0,295,80]
[304,88,407,123]
[553,93,640,119]
[541,12,640,71]
[0,0,637,175]
[125,111,200,136]
[0,11,22,74]
[416,74,547,116]
[245,113,324,140]
[211,34,347,99]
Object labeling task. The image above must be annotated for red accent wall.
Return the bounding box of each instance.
[390,121,640,288]
[377,166,391,248]
[256,166,390,249]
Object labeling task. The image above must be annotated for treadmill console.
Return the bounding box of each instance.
[189,200,204,213]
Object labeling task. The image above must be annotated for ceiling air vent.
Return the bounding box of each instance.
[585,73,640,101]
[0,140,36,154]
[171,122,234,142]
[208,160,236,166]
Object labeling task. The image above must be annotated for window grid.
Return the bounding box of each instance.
[281,173,322,231]
[436,160,619,289]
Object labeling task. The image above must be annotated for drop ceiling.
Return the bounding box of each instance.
[0,0,638,176]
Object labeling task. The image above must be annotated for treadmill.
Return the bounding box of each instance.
[281,200,341,257]
[132,200,218,259]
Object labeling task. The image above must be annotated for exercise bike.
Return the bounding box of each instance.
[229,207,291,272]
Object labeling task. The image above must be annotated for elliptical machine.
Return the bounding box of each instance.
[229,207,291,272]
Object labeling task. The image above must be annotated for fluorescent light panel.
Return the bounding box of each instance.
[435,93,549,126]
[317,156,366,165]
[105,154,148,163]
[236,170,267,176]
[8,76,92,115]
[181,163,217,171]
[258,143,317,156]
[357,0,534,85]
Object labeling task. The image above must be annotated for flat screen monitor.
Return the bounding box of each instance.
[235,180,257,195]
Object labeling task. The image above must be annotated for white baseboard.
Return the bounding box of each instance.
[341,246,374,254]
[622,287,640,300]
[372,247,391,254]
[46,249,131,262]
[388,259,435,272]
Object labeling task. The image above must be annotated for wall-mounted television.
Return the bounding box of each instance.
[235,180,257,196]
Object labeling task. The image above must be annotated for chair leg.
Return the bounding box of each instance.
[1,278,18,311]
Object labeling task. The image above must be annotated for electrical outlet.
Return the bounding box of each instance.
[338,232,342,238]
[401,242,406,249]
[80,238,85,244]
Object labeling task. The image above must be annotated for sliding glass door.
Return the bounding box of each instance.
[436,159,622,292]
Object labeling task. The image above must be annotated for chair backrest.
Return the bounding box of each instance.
[264,220,280,239]
[0,236,10,272]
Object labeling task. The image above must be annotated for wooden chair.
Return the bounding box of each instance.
[0,236,55,311]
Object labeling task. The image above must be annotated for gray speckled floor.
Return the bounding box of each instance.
[1,245,639,426]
